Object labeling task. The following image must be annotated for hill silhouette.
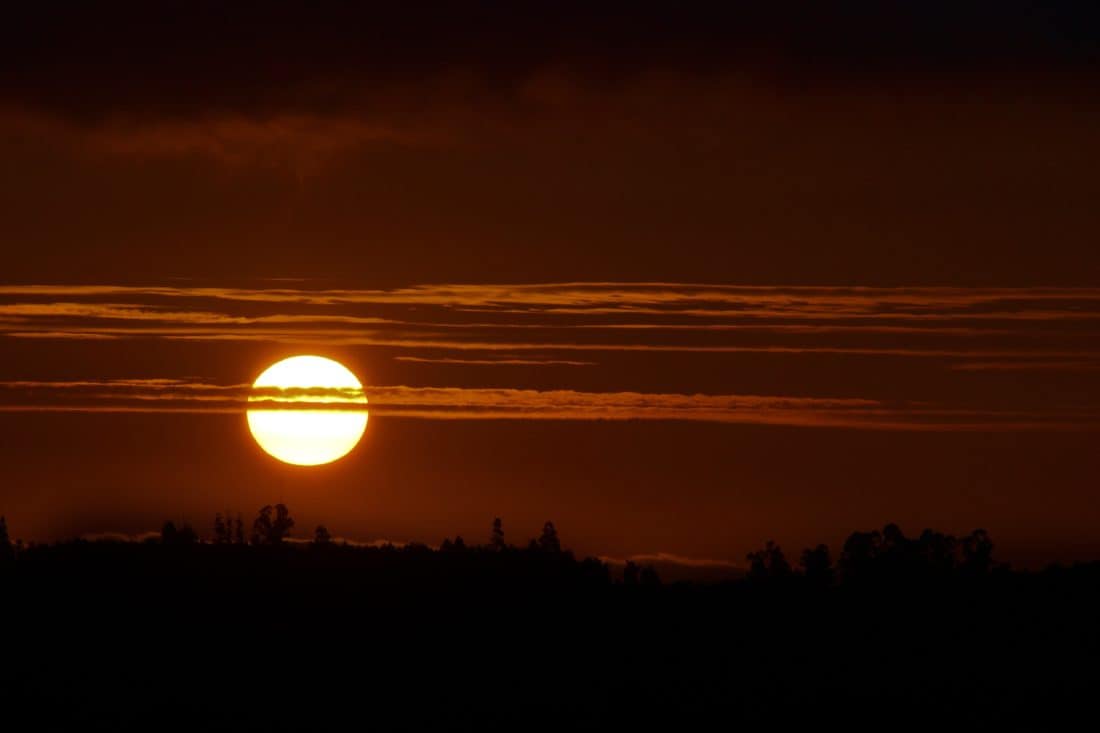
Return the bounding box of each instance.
[0,507,1097,729]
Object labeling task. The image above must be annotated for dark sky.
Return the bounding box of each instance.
[2,4,1099,570]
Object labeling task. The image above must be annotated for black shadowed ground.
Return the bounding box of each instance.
[0,512,1097,729]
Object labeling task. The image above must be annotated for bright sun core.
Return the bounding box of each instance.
[246,355,368,466]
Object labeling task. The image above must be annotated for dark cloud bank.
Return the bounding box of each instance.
[3,2,1099,122]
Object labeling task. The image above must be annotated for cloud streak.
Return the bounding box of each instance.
[1,378,1097,432]
[2,283,1099,369]
[3,283,1099,431]
[393,356,597,367]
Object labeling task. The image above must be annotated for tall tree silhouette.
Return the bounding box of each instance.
[961,529,994,575]
[313,525,332,546]
[538,521,561,553]
[490,517,505,551]
[233,514,245,545]
[0,516,13,564]
[251,506,272,545]
[213,513,228,544]
[271,504,294,544]
[878,523,917,578]
[252,504,295,545]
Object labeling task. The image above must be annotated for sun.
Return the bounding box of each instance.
[246,355,368,466]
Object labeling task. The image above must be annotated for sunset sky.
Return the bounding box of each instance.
[2,3,1099,570]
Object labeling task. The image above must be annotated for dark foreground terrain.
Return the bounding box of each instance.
[1,522,1098,730]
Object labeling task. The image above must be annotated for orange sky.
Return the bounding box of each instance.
[2,4,1099,570]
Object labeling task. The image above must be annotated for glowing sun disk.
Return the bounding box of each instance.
[246,355,368,466]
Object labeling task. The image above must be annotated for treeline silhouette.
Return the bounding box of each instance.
[0,508,1018,588]
[745,523,996,585]
[0,509,1097,729]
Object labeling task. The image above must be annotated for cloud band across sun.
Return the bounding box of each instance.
[2,282,1100,433]
[1,378,1098,432]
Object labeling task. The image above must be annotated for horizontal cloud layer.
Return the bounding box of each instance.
[1,378,1097,432]
[3,282,1099,432]
[2,283,1099,368]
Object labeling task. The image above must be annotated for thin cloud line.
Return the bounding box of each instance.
[2,379,1098,432]
[394,356,597,366]
[3,283,1100,309]
[2,284,1098,372]
[0,404,1093,432]
[950,360,1100,372]
[7,301,1053,332]
[5,324,1100,360]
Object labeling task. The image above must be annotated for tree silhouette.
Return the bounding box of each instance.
[271,504,294,543]
[838,530,882,581]
[251,504,295,545]
[878,523,917,578]
[832,524,998,582]
[0,516,13,564]
[490,517,505,551]
[747,540,791,580]
[916,528,957,577]
[440,536,466,551]
[623,560,640,585]
[800,544,833,586]
[961,528,994,575]
[251,506,272,545]
[538,521,561,553]
[161,520,197,546]
[314,525,332,545]
[233,514,245,545]
[213,513,228,544]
